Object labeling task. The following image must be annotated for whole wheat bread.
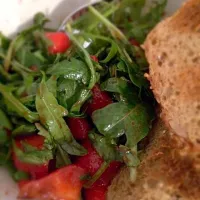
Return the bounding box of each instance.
[107,119,200,200]
[143,0,200,146]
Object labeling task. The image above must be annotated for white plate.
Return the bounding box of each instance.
[0,0,185,199]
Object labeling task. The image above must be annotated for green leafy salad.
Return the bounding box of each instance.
[0,0,166,195]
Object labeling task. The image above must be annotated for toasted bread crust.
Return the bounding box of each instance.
[107,119,200,200]
[144,0,200,146]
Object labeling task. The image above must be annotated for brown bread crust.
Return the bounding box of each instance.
[143,0,200,146]
[107,119,200,200]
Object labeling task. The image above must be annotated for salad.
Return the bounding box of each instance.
[0,0,166,199]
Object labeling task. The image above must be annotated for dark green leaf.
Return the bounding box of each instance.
[0,84,39,123]
[61,139,87,156]
[56,145,71,168]
[4,23,42,71]
[12,124,37,137]
[125,60,149,88]
[13,141,53,165]
[113,0,145,24]
[0,128,8,145]
[121,0,167,43]
[16,48,43,68]
[81,33,118,64]
[57,79,78,109]
[101,77,140,105]
[67,33,96,89]
[92,102,152,147]
[34,12,49,27]
[36,74,87,156]
[0,108,12,129]
[100,41,118,63]
[89,132,121,162]
[57,78,91,113]
[46,75,57,97]
[0,32,10,51]
[13,171,29,181]
[70,88,91,113]
[47,58,90,85]
[36,74,70,143]
[35,123,54,150]
[117,60,127,72]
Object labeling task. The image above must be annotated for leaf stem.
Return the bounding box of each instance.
[58,145,71,165]
[88,3,120,32]
[0,84,39,123]
[84,161,109,188]
[88,6,128,42]
[66,24,96,89]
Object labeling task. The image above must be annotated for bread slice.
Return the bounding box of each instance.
[107,119,200,200]
[143,0,200,146]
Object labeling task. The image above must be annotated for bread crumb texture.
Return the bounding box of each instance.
[144,0,200,146]
[107,119,200,200]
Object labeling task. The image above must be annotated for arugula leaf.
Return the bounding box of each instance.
[125,60,149,89]
[0,32,10,51]
[56,145,71,168]
[47,58,90,85]
[60,139,87,156]
[57,78,91,113]
[120,0,167,43]
[100,40,118,63]
[0,128,8,145]
[71,1,117,31]
[142,0,167,28]
[13,171,29,181]
[0,108,12,129]
[113,0,145,25]
[36,74,87,156]
[82,33,118,64]
[88,6,127,42]
[84,5,149,89]
[36,74,70,143]
[66,32,96,89]
[101,77,140,105]
[0,84,39,123]
[70,88,91,113]
[16,48,43,68]
[46,75,57,97]
[3,23,44,71]
[57,79,78,109]
[89,132,122,162]
[92,102,152,147]
[12,124,37,137]
[35,123,54,150]
[34,12,49,27]
[13,141,53,165]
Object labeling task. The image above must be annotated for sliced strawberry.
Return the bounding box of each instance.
[84,186,107,200]
[75,139,122,188]
[18,180,31,190]
[18,165,86,200]
[45,32,70,54]
[90,55,99,62]
[75,139,103,176]
[92,161,122,188]
[129,38,140,47]
[67,117,92,140]
[86,84,113,115]
[13,135,49,179]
